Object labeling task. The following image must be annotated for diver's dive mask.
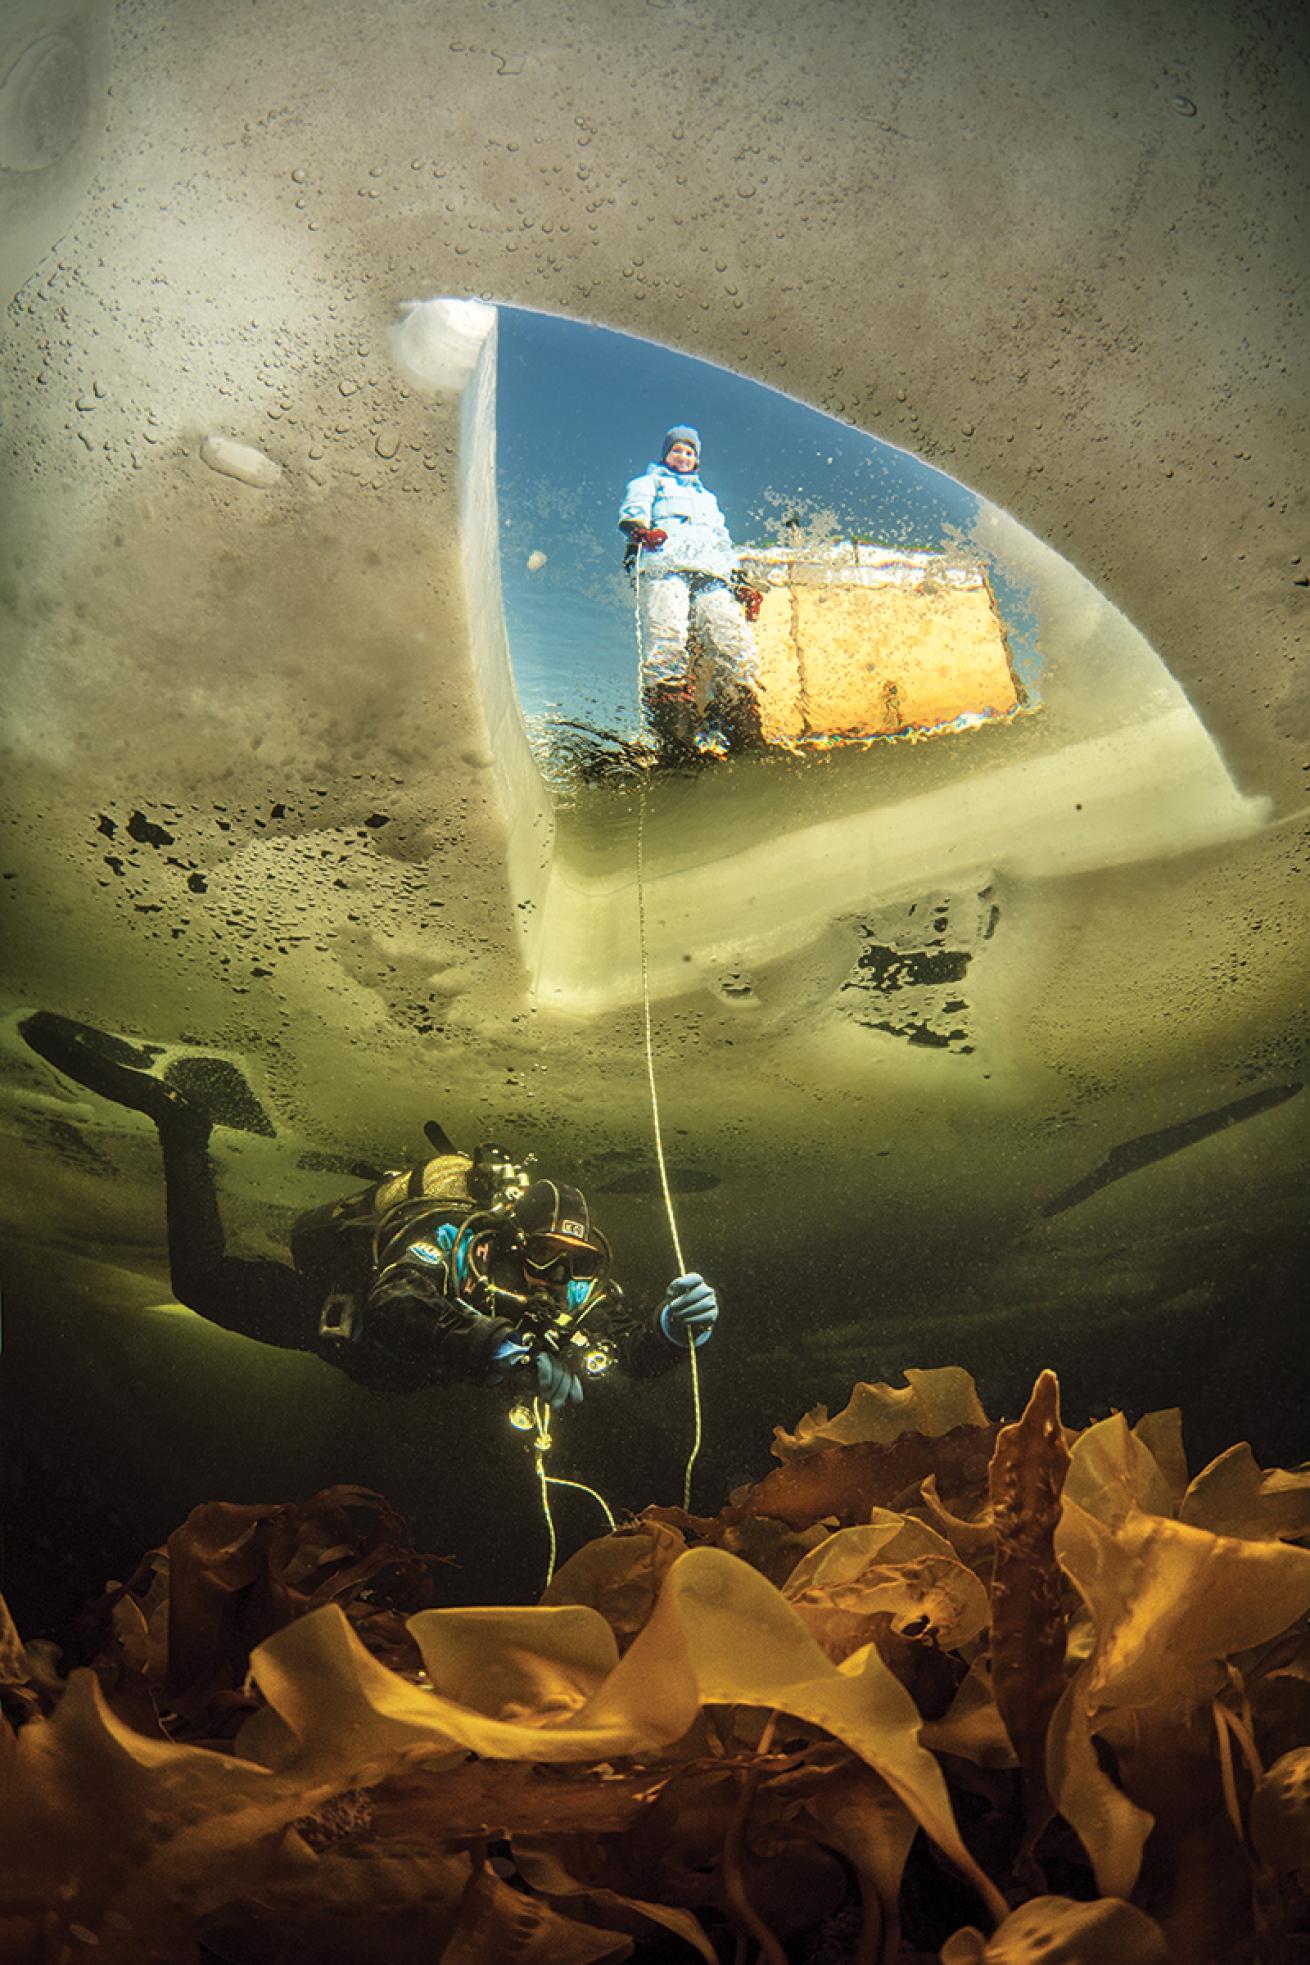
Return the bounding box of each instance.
[512,1181,610,1295]
[522,1232,606,1286]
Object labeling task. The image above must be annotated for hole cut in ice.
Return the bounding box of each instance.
[393,299,1267,1016]
[489,306,1044,783]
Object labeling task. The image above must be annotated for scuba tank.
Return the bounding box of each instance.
[289,1152,476,1289]
[290,1147,486,1345]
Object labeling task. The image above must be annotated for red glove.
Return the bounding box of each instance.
[631,526,667,550]
[734,582,764,622]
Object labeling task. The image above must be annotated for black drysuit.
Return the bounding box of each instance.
[157,1120,674,1393]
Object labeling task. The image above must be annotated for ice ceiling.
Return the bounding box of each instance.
[1,0,1306,1603]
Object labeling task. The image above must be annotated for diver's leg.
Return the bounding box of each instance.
[156,1114,319,1349]
[20,1012,317,1350]
[693,584,766,750]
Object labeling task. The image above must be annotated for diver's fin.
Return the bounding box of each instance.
[423,1118,461,1156]
[161,1056,275,1137]
[19,1011,212,1140]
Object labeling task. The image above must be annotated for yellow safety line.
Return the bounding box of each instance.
[532,1396,558,1588]
[544,1475,618,1531]
[634,543,704,1511]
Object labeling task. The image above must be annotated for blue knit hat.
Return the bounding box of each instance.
[661,425,700,462]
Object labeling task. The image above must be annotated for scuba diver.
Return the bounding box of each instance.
[19,1013,719,1411]
[619,425,766,762]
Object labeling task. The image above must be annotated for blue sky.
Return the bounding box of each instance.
[494,306,1041,740]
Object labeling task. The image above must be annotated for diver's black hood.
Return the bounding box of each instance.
[510,1179,594,1246]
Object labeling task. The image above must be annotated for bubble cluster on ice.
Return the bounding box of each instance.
[200,435,282,489]
[390,297,495,394]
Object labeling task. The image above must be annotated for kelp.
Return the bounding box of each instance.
[542,1519,687,1650]
[1251,1746,1310,1880]
[0,1548,1003,1962]
[939,1893,1171,1963]
[987,1369,1070,1833]
[70,1484,444,1744]
[0,1595,45,1733]
[1049,1487,1310,1958]
[2,1368,1309,1964]
[647,1422,1000,1537]
[772,1366,991,1461]
[783,1512,990,1661]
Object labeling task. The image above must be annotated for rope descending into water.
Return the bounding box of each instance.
[531,1402,618,1593]
[531,1398,558,1588]
[634,544,704,1513]
[526,544,709,1594]
[544,1475,617,1531]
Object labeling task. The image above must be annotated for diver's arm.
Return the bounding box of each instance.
[360,1265,518,1385]
[433,1299,522,1382]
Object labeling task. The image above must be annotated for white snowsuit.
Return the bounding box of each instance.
[619,462,759,700]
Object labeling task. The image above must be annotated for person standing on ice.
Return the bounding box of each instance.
[619,426,765,760]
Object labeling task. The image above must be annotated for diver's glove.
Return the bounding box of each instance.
[658,1272,719,1349]
[490,1334,583,1409]
[490,1333,532,1375]
[629,525,668,551]
[533,1350,584,1410]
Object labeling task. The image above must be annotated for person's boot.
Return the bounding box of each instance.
[716,685,768,754]
[19,1011,212,1141]
[642,683,701,765]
